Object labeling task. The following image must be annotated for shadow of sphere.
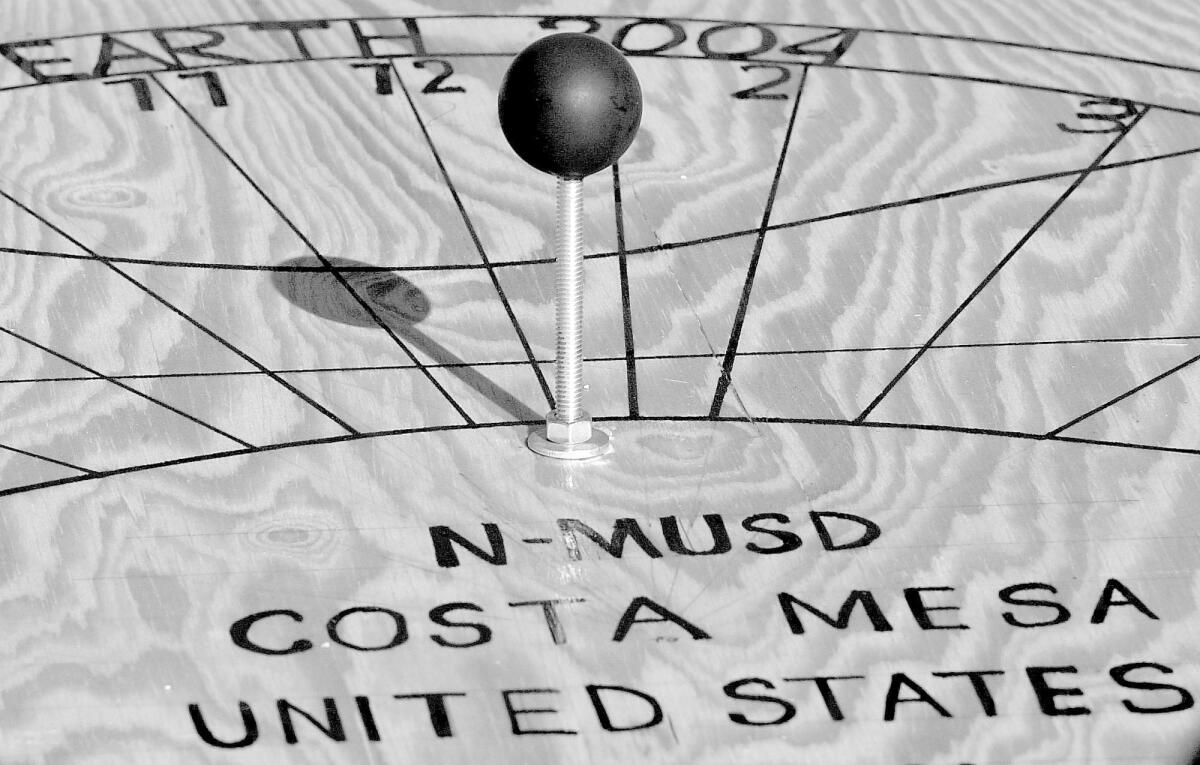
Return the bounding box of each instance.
[271,257,430,328]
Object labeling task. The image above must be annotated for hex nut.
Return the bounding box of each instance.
[545,413,593,444]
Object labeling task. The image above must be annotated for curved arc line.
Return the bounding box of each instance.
[1,415,1195,500]
[2,12,1199,79]
[0,27,1196,120]
[6,143,1199,273]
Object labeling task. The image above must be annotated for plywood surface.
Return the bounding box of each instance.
[0,2,1198,762]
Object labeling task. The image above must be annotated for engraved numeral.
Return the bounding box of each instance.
[413,59,465,94]
[1058,97,1139,134]
[352,61,394,95]
[178,70,227,107]
[105,76,154,111]
[732,64,790,100]
[780,28,859,65]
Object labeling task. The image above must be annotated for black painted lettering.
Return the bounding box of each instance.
[93,34,175,77]
[742,513,802,554]
[351,61,393,95]
[732,64,789,100]
[932,670,1004,716]
[394,692,466,737]
[723,678,797,726]
[430,602,492,648]
[661,514,731,556]
[1058,97,1139,134]
[777,590,893,634]
[178,70,227,107]
[348,19,426,58]
[104,76,154,111]
[781,29,859,65]
[783,675,865,721]
[613,596,711,642]
[502,688,578,735]
[277,698,346,744]
[189,701,259,748]
[430,523,507,568]
[0,39,82,83]
[904,586,968,630]
[697,23,776,60]
[327,606,407,651]
[539,16,601,34]
[611,19,686,55]
[249,21,330,60]
[152,27,250,66]
[355,696,381,742]
[557,518,661,560]
[883,673,952,721]
[587,685,664,731]
[999,582,1070,627]
[1026,666,1090,716]
[508,598,584,645]
[230,609,312,656]
[1090,578,1159,624]
[1110,662,1195,714]
[413,59,465,94]
[810,511,881,551]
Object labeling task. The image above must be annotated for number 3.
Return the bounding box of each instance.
[1058,97,1139,134]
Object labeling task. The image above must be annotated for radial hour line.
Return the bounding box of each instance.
[0,442,95,475]
[1046,346,1200,437]
[0,325,255,448]
[855,106,1152,423]
[0,185,360,435]
[709,64,811,418]
[389,61,554,407]
[147,74,475,426]
[612,162,639,418]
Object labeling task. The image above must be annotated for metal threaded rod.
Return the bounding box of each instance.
[554,177,584,424]
[525,177,610,459]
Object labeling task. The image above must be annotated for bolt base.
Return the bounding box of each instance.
[526,426,612,460]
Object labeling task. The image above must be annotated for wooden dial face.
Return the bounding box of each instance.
[1,4,1199,763]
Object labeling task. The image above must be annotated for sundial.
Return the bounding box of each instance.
[1,2,1199,762]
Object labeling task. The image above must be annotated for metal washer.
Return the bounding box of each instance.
[526,427,613,460]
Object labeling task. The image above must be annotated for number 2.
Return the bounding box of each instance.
[732,64,791,100]
[413,59,464,94]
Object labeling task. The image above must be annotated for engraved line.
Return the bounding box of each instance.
[0,443,94,474]
[0,184,361,434]
[149,73,474,425]
[710,65,810,417]
[0,325,254,448]
[6,414,1200,499]
[1047,347,1200,437]
[390,61,554,407]
[5,13,1200,86]
[3,143,1197,274]
[613,162,639,417]
[4,333,1200,385]
[855,106,1150,421]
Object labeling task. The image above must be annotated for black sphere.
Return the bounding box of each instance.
[498,33,642,179]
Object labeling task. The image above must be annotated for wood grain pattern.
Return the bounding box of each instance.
[0,2,1198,763]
